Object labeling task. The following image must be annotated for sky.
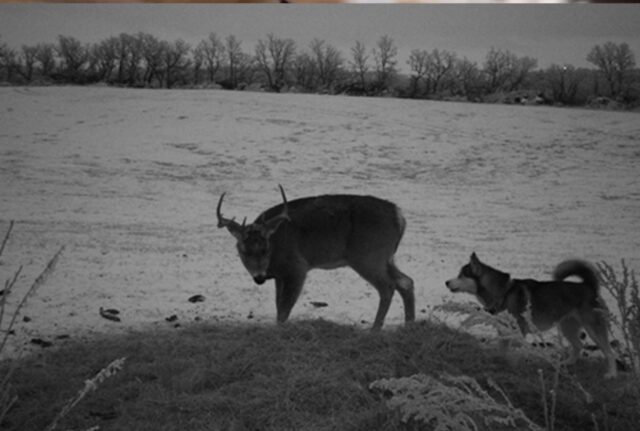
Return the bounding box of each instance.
[1,4,639,71]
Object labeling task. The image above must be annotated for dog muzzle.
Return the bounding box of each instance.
[253,275,267,285]
[484,306,498,315]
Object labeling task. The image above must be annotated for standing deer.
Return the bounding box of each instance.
[217,185,415,330]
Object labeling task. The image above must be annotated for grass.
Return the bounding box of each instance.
[0,221,66,429]
[598,260,640,374]
[1,222,639,430]
[2,318,639,431]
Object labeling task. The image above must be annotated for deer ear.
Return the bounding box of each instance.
[262,216,288,238]
[227,224,244,241]
[261,185,290,238]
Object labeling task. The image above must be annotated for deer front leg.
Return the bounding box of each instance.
[275,270,307,324]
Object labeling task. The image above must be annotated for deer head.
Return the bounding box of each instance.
[217,185,290,284]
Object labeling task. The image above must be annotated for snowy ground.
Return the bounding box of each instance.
[1,86,639,357]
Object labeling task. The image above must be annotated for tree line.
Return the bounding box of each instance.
[1,32,638,108]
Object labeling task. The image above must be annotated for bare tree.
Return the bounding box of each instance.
[407,49,429,97]
[3,28,634,110]
[408,49,457,98]
[453,57,483,100]
[0,40,18,82]
[138,33,164,87]
[19,45,38,82]
[162,39,191,89]
[426,49,457,95]
[294,52,316,92]
[255,38,274,90]
[114,33,133,84]
[35,43,56,79]
[309,39,325,89]
[255,33,296,92]
[483,47,513,93]
[0,36,6,62]
[57,35,89,82]
[110,32,144,86]
[236,51,257,88]
[587,41,636,98]
[195,33,225,84]
[90,37,118,82]
[612,43,636,98]
[483,47,537,94]
[193,44,204,85]
[225,35,243,89]
[309,39,343,91]
[372,35,397,94]
[546,64,587,105]
[0,36,9,80]
[350,40,369,93]
[507,55,538,92]
[125,35,143,86]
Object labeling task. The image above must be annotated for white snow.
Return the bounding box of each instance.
[1,86,638,357]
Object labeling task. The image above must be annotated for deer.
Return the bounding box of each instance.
[216,185,415,330]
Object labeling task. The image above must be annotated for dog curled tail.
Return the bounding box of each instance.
[553,259,602,306]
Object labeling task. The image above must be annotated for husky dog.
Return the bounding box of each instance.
[446,253,617,378]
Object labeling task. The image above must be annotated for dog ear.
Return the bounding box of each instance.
[470,252,481,272]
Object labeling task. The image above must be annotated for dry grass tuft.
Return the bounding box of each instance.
[597,260,640,374]
[0,221,121,431]
[1,317,638,431]
[1,246,639,430]
[370,372,543,430]
[1,221,65,426]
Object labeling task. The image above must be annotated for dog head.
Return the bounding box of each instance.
[445,252,511,313]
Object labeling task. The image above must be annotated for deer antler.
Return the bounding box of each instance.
[275,184,290,222]
[217,193,244,239]
[278,184,288,209]
[259,185,291,236]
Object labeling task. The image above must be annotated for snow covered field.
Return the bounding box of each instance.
[1,86,639,356]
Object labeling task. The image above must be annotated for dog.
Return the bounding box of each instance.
[446,253,617,379]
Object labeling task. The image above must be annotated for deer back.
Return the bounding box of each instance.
[257,194,404,270]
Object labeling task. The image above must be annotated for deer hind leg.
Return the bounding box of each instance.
[370,280,394,332]
[350,259,396,331]
[275,269,307,324]
[388,261,415,324]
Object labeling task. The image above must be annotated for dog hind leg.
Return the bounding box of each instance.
[559,317,583,365]
[580,309,617,379]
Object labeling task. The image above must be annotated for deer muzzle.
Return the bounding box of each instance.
[253,274,268,285]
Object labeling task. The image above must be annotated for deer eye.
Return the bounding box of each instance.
[240,231,270,256]
[247,241,267,256]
